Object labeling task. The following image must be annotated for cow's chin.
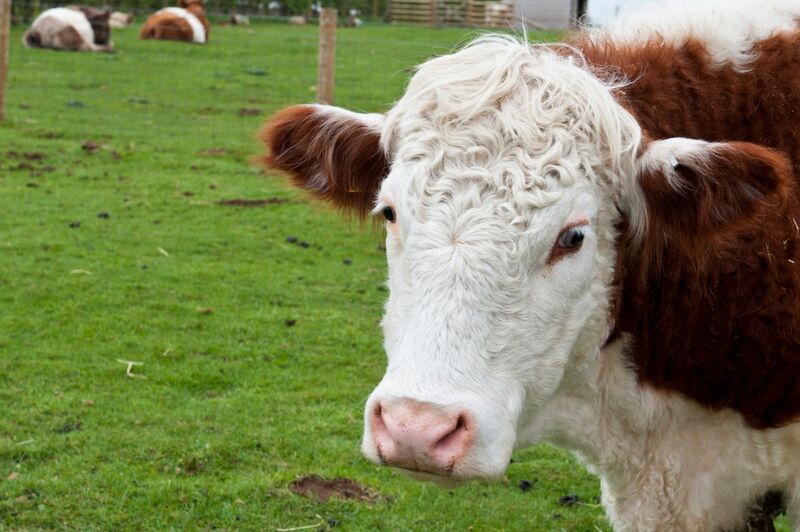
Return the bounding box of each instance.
[399,467,505,487]
[364,451,509,488]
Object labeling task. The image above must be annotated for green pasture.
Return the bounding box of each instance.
[0,21,769,531]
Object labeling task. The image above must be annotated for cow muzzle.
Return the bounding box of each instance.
[367,397,474,476]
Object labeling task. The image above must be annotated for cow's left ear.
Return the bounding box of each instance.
[631,138,792,246]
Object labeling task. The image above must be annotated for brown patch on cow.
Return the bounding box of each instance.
[257,105,389,218]
[140,0,209,43]
[577,31,800,428]
[140,13,194,42]
[216,197,288,207]
[289,475,384,503]
[53,24,85,50]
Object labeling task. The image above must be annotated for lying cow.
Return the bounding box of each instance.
[24,6,113,52]
[259,0,800,530]
[109,11,134,29]
[140,0,209,44]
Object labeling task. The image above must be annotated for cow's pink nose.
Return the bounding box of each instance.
[371,398,473,474]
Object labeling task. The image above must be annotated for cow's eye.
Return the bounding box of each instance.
[556,226,584,249]
[382,206,396,223]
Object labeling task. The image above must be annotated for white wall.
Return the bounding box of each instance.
[587,0,651,25]
[516,0,574,30]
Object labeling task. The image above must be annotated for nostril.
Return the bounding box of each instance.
[434,413,470,456]
[372,402,387,433]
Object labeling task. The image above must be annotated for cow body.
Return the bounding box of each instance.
[24,6,113,52]
[260,1,800,530]
[140,0,208,44]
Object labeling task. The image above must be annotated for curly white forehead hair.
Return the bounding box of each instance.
[381,35,643,212]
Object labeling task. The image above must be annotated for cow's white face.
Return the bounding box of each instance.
[356,37,643,480]
[362,169,614,479]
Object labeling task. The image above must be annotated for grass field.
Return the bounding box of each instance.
[0,21,737,531]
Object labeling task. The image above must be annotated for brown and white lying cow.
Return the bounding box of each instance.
[109,11,135,29]
[259,0,800,530]
[24,6,113,52]
[140,0,209,44]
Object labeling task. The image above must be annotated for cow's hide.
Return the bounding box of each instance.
[140,0,209,44]
[24,6,113,52]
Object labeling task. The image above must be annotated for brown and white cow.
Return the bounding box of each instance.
[259,0,800,529]
[109,12,135,29]
[140,0,209,44]
[24,6,113,52]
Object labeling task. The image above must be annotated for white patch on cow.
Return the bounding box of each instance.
[160,7,205,43]
[591,0,800,70]
[32,7,95,46]
[637,137,710,188]
[523,339,800,530]
[312,104,384,131]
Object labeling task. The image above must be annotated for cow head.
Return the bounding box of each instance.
[179,0,206,14]
[259,37,791,482]
[73,6,112,45]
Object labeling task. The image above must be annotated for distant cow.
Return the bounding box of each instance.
[109,11,134,29]
[24,6,113,52]
[260,0,800,530]
[229,13,250,26]
[140,0,209,44]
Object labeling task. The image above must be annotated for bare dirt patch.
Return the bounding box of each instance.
[82,141,102,153]
[289,475,385,503]
[217,198,288,207]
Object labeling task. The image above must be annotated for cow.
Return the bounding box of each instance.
[258,0,800,530]
[140,0,209,44]
[24,6,113,52]
[109,12,135,29]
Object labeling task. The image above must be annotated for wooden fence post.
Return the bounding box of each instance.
[317,8,336,105]
[0,0,11,122]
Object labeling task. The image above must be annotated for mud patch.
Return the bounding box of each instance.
[217,198,288,207]
[82,141,102,153]
[238,108,261,116]
[289,475,384,503]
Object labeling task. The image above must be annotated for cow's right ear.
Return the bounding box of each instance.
[258,104,389,217]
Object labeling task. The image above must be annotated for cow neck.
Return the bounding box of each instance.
[581,31,800,429]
